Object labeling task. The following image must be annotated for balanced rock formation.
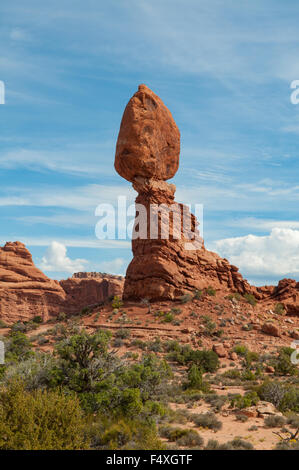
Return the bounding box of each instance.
[115,84,180,182]
[115,85,257,301]
[0,242,124,323]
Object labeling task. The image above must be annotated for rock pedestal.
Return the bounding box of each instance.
[115,85,255,300]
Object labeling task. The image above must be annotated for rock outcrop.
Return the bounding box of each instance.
[115,85,260,301]
[0,241,66,323]
[0,242,124,323]
[60,275,123,313]
[270,278,299,315]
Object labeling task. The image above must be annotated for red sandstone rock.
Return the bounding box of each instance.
[116,86,260,301]
[213,343,227,358]
[262,322,281,337]
[0,242,66,323]
[229,351,238,361]
[115,84,180,182]
[0,242,124,323]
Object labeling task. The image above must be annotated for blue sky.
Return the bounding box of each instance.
[0,0,299,285]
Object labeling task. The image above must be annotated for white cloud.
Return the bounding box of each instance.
[210,228,299,279]
[40,241,88,273]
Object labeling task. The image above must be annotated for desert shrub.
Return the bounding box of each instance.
[176,430,203,448]
[275,440,299,450]
[0,320,8,328]
[184,364,210,392]
[191,411,222,431]
[32,316,43,324]
[193,290,203,300]
[264,415,286,428]
[205,437,254,450]
[167,345,219,372]
[57,312,66,321]
[170,307,182,315]
[204,394,227,412]
[279,387,299,412]
[2,354,61,390]
[179,294,192,304]
[236,414,248,422]
[274,303,285,315]
[233,344,248,357]
[115,328,131,339]
[286,413,299,428]
[257,380,285,408]
[55,329,112,392]
[206,286,216,296]
[241,368,256,381]
[159,425,188,441]
[87,416,164,450]
[244,293,257,306]
[147,338,163,352]
[227,293,242,302]
[162,312,174,323]
[223,369,241,379]
[131,339,147,350]
[0,381,87,450]
[275,347,298,376]
[111,296,123,309]
[200,315,217,337]
[5,332,34,362]
[231,391,259,409]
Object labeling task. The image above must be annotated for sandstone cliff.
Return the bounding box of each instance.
[0,242,124,323]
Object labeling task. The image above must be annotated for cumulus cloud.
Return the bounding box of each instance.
[40,241,88,273]
[210,228,299,279]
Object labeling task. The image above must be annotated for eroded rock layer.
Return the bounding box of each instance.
[0,242,124,323]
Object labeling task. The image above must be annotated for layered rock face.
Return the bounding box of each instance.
[0,242,66,323]
[270,279,299,315]
[0,242,124,323]
[60,275,123,312]
[115,85,257,301]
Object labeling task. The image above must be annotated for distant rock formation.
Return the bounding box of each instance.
[72,272,123,281]
[0,242,124,323]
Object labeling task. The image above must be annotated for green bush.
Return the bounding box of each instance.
[274,303,285,315]
[274,347,298,376]
[111,296,123,309]
[32,316,43,324]
[264,415,286,428]
[0,381,88,450]
[231,391,259,409]
[115,328,131,339]
[244,293,257,306]
[179,294,192,304]
[191,411,222,431]
[184,364,210,392]
[206,286,216,296]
